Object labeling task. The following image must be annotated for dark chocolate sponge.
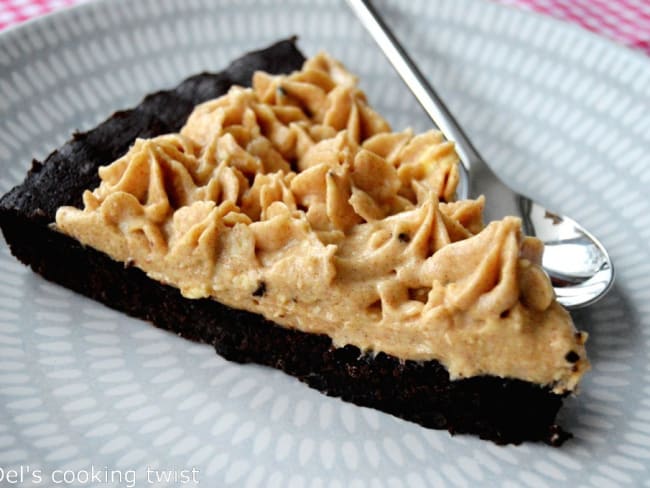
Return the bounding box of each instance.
[0,39,570,446]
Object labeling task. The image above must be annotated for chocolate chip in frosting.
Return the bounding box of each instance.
[398,232,410,243]
[565,351,580,363]
[252,281,267,297]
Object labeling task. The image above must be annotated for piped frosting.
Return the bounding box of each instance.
[55,53,588,393]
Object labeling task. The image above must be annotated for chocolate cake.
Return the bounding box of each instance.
[0,38,582,445]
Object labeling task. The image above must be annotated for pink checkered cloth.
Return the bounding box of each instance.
[0,0,77,29]
[0,0,648,56]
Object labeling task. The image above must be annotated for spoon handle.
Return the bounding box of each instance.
[346,0,497,196]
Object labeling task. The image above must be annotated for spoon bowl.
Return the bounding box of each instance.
[348,0,615,309]
[524,203,614,309]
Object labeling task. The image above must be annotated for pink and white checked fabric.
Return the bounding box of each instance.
[0,0,77,29]
[0,0,649,57]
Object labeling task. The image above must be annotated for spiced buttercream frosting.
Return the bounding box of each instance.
[55,53,589,393]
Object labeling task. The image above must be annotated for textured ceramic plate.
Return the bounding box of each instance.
[1,0,649,486]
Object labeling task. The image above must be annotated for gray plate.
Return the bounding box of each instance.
[1,0,649,486]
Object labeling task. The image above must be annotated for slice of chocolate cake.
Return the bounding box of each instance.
[0,38,588,445]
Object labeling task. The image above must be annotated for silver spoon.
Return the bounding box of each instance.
[348,0,614,309]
